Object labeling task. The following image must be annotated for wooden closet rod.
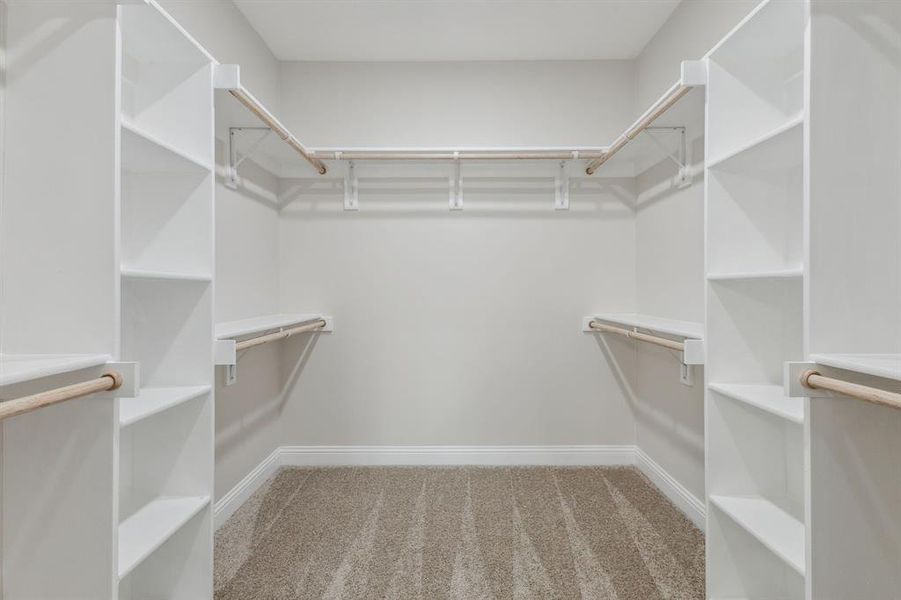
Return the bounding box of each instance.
[228,88,328,175]
[588,320,685,352]
[585,82,691,176]
[800,370,901,411]
[236,319,328,352]
[0,372,123,422]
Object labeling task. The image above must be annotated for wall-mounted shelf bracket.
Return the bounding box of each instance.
[680,339,704,386]
[108,362,141,398]
[644,126,692,189]
[226,126,271,189]
[785,361,825,398]
[449,153,463,210]
[555,157,575,210]
[342,157,358,211]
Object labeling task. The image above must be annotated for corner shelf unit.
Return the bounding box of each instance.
[117,2,215,598]
[704,1,808,598]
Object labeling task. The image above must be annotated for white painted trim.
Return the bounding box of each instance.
[214,445,704,531]
[634,447,706,531]
[278,445,636,467]
[213,448,280,529]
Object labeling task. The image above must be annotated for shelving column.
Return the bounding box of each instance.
[803,1,901,597]
[703,1,809,598]
[116,2,215,598]
[1,2,121,598]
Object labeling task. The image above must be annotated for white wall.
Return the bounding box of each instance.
[155,0,285,499]
[274,61,640,447]
[630,0,758,502]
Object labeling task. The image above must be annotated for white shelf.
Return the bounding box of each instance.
[588,313,703,339]
[118,495,210,579]
[121,267,212,283]
[216,313,324,339]
[119,386,211,427]
[709,383,804,424]
[0,353,112,387]
[708,114,804,170]
[707,267,803,282]
[710,495,805,575]
[121,120,212,173]
[810,353,901,382]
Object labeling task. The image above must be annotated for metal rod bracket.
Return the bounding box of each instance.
[344,158,359,211]
[555,160,570,210]
[450,153,463,210]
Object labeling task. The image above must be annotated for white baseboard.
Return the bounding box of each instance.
[278,444,635,467]
[634,447,706,531]
[213,448,280,529]
[214,444,705,531]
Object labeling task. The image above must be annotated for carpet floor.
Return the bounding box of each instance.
[214,466,704,599]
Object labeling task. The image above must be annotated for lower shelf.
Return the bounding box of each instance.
[710,494,805,576]
[709,382,804,424]
[119,385,211,427]
[118,495,210,579]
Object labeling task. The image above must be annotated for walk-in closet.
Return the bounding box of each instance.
[0,1,898,598]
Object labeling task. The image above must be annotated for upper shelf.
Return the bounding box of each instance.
[215,65,326,178]
[810,353,901,382]
[216,314,326,340]
[0,353,112,387]
[586,60,706,178]
[588,313,703,339]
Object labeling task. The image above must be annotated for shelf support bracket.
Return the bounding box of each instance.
[554,158,572,210]
[226,126,271,190]
[644,126,692,189]
[785,361,824,398]
[343,157,359,211]
[680,339,704,386]
[449,152,463,210]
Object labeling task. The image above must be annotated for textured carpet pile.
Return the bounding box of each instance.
[214,466,704,599]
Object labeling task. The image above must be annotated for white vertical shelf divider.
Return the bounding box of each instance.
[704,1,809,598]
[116,1,215,598]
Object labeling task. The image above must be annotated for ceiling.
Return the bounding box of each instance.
[233,1,682,62]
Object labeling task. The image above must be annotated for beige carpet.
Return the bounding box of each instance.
[215,466,704,599]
